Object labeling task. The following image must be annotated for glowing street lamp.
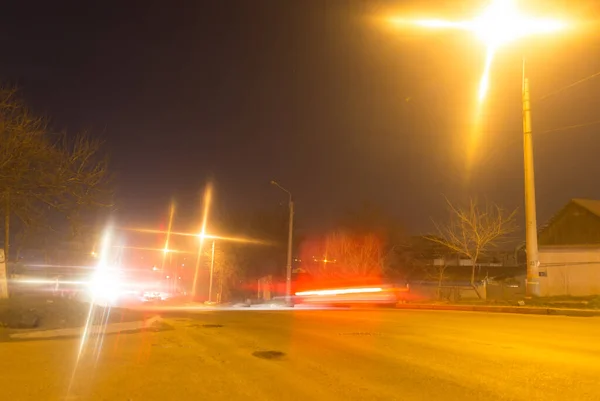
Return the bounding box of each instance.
[397,0,568,296]
[195,230,217,302]
[410,0,566,102]
[192,184,212,298]
[161,201,176,270]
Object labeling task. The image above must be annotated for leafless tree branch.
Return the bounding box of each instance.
[0,86,114,269]
[425,197,517,296]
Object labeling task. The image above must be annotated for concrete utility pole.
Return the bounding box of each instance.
[285,200,294,303]
[522,75,540,297]
[271,181,294,305]
[0,249,7,299]
[208,240,216,302]
[192,248,201,298]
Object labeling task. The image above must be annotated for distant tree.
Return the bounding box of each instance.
[199,241,241,302]
[425,197,517,297]
[296,202,410,283]
[433,259,450,300]
[339,201,409,277]
[0,88,112,252]
[300,230,384,279]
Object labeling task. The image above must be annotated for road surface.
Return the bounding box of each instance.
[1,308,599,400]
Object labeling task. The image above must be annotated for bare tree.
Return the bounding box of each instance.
[0,88,49,260]
[429,259,450,300]
[301,230,384,279]
[0,87,113,298]
[425,198,517,298]
[202,242,240,302]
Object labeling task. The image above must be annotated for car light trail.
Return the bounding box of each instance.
[296,287,384,296]
[12,278,89,286]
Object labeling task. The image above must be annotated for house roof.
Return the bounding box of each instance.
[533,198,600,248]
[571,198,600,218]
[515,199,600,251]
[539,198,600,233]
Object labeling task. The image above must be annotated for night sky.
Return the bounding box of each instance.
[1,0,599,235]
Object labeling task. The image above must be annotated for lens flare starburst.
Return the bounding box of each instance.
[411,0,566,102]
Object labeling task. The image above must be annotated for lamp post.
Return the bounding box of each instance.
[271,180,294,305]
[192,245,202,299]
[192,232,217,302]
[521,74,540,296]
[402,0,566,296]
[191,229,263,302]
[208,240,216,302]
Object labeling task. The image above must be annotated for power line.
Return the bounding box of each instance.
[537,70,600,101]
[539,119,600,135]
[541,260,600,267]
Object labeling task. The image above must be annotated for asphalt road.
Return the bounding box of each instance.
[1,308,599,401]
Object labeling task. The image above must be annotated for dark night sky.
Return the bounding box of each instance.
[1,0,599,235]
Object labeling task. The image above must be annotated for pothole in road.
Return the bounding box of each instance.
[187,323,224,328]
[252,350,286,360]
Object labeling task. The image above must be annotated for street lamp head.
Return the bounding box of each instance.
[470,0,566,49]
[270,180,292,199]
[406,0,568,102]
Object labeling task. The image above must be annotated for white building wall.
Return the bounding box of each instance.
[539,247,600,296]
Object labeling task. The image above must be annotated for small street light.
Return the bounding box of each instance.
[271,180,294,305]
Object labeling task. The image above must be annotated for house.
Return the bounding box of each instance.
[537,198,600,296]
[397,236,523,301]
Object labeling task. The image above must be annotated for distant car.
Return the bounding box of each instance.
[295,283,403,307]
[269,296,297,307]
[141,291,168,302]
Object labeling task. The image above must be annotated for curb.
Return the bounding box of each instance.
[9,315,164,340]
[395,304,600,317]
